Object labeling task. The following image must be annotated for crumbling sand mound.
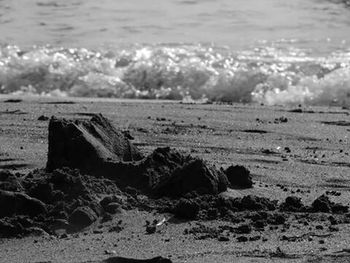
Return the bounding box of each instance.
[173,194,350,242]
[0,167,349,238]
[223,165,252,189]
[46,114,230,197]
[132,147,229,197]
[0,113,233,237]
[0,190,47,218]
[0,170,24,192]
[46,114,143,173]
[0,168,122,237]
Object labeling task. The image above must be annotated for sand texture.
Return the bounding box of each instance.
[1,96,350,263]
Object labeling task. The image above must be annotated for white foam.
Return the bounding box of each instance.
[1,44,350,106]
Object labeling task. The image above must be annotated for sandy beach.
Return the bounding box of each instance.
[1,1,350,262]
[1,96,350,263]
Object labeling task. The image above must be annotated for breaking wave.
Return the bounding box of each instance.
[0,43,350,106]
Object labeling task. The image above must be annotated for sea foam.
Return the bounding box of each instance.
[0,43,349,106]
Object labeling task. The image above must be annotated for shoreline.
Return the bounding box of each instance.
[1,96,350,262]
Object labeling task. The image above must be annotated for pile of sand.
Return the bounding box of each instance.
[0,114,348,239]
[46,114,231,196]
[46,114,143,172]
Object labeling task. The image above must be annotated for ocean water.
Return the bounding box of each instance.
[0,0,350,106]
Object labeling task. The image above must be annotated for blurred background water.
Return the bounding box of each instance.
[0,0,350,105]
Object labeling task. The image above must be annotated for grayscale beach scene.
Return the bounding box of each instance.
[0,1,350,262]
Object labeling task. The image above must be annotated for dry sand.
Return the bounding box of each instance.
[1,95,350,263]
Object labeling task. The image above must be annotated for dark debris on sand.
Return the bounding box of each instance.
[0,114,349,239]
[3,99,22,103]
[103,256,172,263]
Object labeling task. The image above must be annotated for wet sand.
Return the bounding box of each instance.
[1,96,350,263]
